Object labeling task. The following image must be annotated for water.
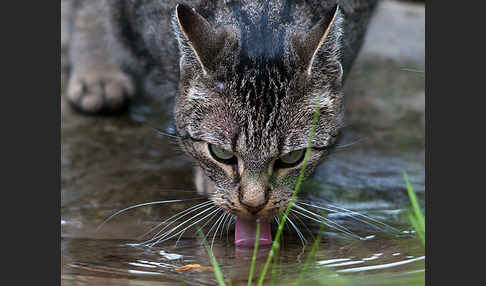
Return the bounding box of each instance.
[62,237,424,285]
[61,192,425,285]
[61,1,425,284]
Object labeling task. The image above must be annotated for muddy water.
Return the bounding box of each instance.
[61,1,425,285]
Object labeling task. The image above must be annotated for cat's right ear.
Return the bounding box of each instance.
[173,4,232,75]
[290,5,343,76]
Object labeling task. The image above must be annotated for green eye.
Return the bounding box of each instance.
[276,149,305,168]
[208,143,236,164]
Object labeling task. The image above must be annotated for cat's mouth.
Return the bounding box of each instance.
[234,217,272,247]
[213,189,282,247]
[226,197,283,247]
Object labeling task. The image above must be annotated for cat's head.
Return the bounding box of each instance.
[172,4,344,220]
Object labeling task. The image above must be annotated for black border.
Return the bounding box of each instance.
[11,0,60,284]
[58,0,62,284]
[425,0,430,284]
[426,0,481,284]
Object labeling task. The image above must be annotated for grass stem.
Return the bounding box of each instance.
[403,172,425,246]
[197,228,227,286]
[248,220,261,286]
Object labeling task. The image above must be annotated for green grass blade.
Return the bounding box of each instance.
[403,172,425,246]
[248,220,261,286]
[408,214,425,246]
[197,228,227,286]
[256,95,322,286]
[403,173,425,232]
[269,239,280,286]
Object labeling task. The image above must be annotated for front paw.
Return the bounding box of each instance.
[66,69,135,114]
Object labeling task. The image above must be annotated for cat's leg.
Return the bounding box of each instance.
[66,1,134,113]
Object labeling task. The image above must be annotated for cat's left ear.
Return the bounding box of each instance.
[290,5,343,76]
[173,4,234,75]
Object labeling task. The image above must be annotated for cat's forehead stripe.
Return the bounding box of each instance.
[227,0,290,63]
[231,64,290,153]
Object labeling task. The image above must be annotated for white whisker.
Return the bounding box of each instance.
[175,209,222,247]
[211,213,227,249]
[142,206,217,246]
[97,199,188,231]
[325,203,400,233]
[298,201,400,233]
[220,214,231,241]
[202,210,224,242]
[138,201,213,239]
[148,208,222,247]
[291,212,315,240]
[290,207,363,240]
[287,214,307,246]
[149,204,217,244]
[217,213,228,241]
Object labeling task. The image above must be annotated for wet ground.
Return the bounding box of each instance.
[61,0,425,285]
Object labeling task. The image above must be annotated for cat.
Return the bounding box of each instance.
[63,0,378,246]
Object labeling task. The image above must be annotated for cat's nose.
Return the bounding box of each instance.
[239,187,269,214]
[240,200,266,213]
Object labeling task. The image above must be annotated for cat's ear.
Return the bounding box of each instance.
[174,4,232,75]
[291,5,342,76]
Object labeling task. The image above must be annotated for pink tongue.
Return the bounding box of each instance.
[235,218,272,247]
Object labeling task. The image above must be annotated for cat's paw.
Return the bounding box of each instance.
[66,69,135,114]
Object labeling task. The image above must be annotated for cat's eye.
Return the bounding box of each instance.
[208,143,237,164]
[275,149,305,168]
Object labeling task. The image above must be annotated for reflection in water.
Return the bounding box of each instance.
[336,256,425,273]
[62,226,425,285]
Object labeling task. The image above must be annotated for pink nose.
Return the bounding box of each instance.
[240,200,266,213]
[239,188,268,214]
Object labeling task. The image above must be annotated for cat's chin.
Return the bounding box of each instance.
[234,217,272,247]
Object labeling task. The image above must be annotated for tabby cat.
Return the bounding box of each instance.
[63,0,378,246]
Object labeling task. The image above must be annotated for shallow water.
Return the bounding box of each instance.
[61,193,425,285]
[61,1,425,285]
[62,234,424,286]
